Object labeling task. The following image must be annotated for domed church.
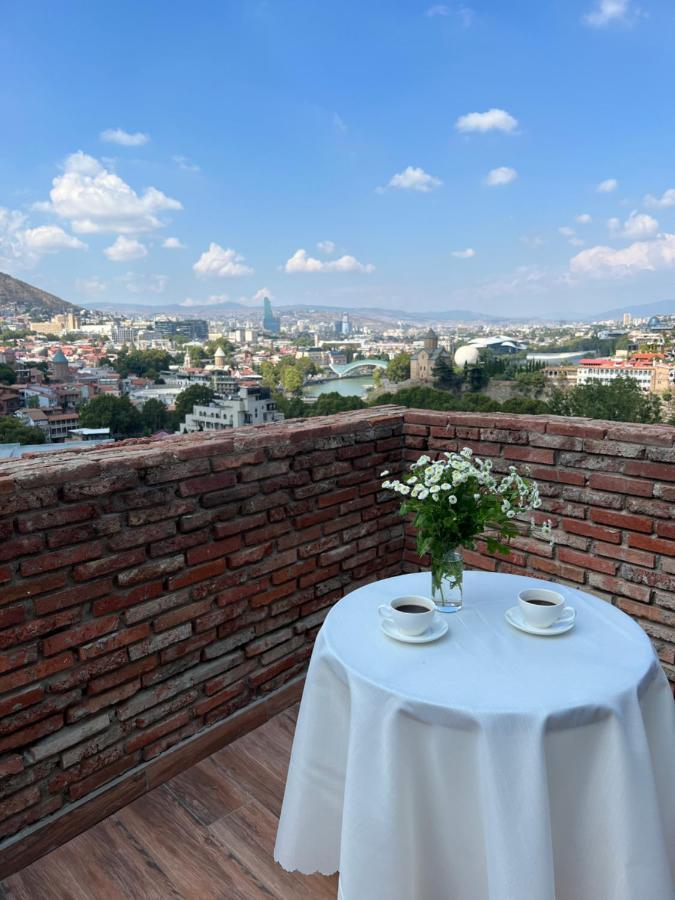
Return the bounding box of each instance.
[410,329,451,382]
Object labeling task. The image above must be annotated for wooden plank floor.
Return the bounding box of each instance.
[0,706,338,900]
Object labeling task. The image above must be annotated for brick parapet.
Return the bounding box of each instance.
[0,404,673,847]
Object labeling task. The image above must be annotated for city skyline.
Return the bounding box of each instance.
[2,1,675,316]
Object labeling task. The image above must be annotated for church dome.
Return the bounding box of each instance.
[52,348,68,363]
[214,345,226,362]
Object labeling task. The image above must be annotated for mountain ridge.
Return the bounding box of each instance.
[0,272,77,317]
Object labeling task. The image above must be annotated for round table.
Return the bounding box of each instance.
[274,572,675,900]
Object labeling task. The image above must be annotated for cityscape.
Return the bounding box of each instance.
[0,273,673,455]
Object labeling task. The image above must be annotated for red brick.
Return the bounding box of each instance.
[149,529,210,557]
[318,487,358,508]
[178,470,236,497]
[588,473,652,497]
[0,645,38,674]
[0,609,81,651]
[186,536,242,566]
[68,754,141,801]
[0,795,62,841]
[128,624,192,661]
[0,534,43,563]
[562,518,621,544]
[624,460,675,482]
[588,573,651,602]
[656,521,675,540]
[145,458,210,484]
[628,533,675,556]
[88,655,158,694]
[108,520,176,550]
[34,579,115,615]
[557,547,617,575]
[16,504,96,534]
[155,599,212,631]
[63,471,138,500]
[67,680,141,722]
[117,554,185,587]
[19,541,104,577]
[126,710,192,752]
[128,500,195,526]
[0,652,74,694]
[73,548,146,582]
[0,755,23,777]
[589,508,653,534]
[42,615,119,657]
[503,446,555,465]
[594,542,655,568]
[167,558,226,590]
[0,713,64,755]
[213,512,267,539]
[0,604,25,630]
[78,623,150,660]
[527,556,585,583]
[0,785,40,822]
[0,685,44,718]
[92,580,164,616]
[617,598,674,625]
[0,571,68,605]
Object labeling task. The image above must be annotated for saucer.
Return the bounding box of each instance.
[380,615,448,644]
[505,606,575,636]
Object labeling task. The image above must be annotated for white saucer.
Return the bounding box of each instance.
[380,615,448,644]
[505,606,575,636]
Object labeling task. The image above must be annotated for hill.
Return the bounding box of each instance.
[589,298,675,321]
[0,272,76,318]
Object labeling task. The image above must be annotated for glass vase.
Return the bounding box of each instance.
[430,548,463,613]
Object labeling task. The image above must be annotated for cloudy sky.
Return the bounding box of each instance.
[2,0,675,316]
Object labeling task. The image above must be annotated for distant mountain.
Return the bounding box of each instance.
[0,272,76,317]
[589,298,675,321]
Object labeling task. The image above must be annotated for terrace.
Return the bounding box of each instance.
[0,406,673,889]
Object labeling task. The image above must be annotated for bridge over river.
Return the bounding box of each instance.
[327,359,388,378]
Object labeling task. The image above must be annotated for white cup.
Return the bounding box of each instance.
[518,588,575,629]
[378,595,436,636]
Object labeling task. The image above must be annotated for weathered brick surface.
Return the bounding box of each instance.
[0,408,405,843]
[0,405,672,846]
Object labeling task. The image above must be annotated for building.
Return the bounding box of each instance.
[15,408,80,442]
[0,387,21,416]
[180,387,283,432]
[29,311,81,336]
[576,357,675,394]
[50,348,70,382]
[154,318,208,341]
[262,297,280,334]
[334,313,351,337]
[111,325,139,344]
[410,329,451,382]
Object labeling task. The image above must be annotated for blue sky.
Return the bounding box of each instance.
[2,0,675,317]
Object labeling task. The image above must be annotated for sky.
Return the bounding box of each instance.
[2,0,675,318]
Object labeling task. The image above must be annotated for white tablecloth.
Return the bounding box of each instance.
[274,572,675,900]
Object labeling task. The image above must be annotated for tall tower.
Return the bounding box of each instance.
[423,329,439,352]
[183,349,191,370]
[263,297,280,334]
[51,348,70,382]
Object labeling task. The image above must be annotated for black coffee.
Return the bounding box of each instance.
[526,599,556,606]
[394,604,429,614]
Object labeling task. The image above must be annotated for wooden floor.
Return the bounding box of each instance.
[0,706,338,900]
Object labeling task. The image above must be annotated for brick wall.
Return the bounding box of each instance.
[0,405,673,851]
[0,408,405,844]
[402,410,675,685]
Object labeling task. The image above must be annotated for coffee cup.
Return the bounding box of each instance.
[378,595,436,636]
[518,588,575,629]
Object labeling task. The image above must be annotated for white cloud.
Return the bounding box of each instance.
[452,248,475,258]
[193,243,254,277]
[570,233,675,278]
[426,4,450,14]
[569,237,585,247]
[621,210,658,239]
[576,213,592,224]
[76,276,107,296]
[173,155,200,173]
[583,0,637,27]
[284,249,375,274]
[22,225,86,252]
[333,113,347,134]
[559,226,576,237]
[520,234,545,248]
[455,108,518,134]
[37,151,182,234]
[122,273,168,294]
[100,128,149,147]
[645,188,675,209]
[252,287,273,302]
[317,240,336,254]
[596,178,618,193]
[163,236,185,249]
[1,208,86,270]
[382,166,442,192]
[180,294,229,307]
[426,4,473,25]
[485,166,517,186]
[104,235,148,262]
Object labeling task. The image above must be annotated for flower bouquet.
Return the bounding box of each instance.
[382,449,551,611]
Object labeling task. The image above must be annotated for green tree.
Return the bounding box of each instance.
[0,416,46,444]
[281,365,304,396]
[78,395,144,438]
[432,357,462,392]
[0,364,17,385]
[114,349,176,378]
[465,365,489,392]
[141,398,169,433]
[26,395,40,409]
[385,352,411,383]
[308,393,366,416]
[549,377,661,423]
[274,394,308,419]
[514,369,546,396]
[172,385,215,429]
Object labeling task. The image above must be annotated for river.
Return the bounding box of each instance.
[303,375,375,400]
